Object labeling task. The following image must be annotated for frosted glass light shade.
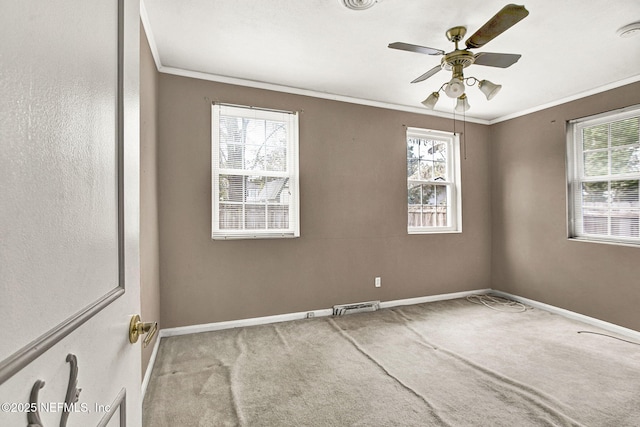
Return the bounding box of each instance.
[444,77,465,98]
[421,92,440,109]
[455,94,470,113]
[478,80,502,100]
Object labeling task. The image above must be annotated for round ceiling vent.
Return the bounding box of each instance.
[617,22,640,38]
[341,0,379,10]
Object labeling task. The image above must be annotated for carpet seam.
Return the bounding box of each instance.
[326,317,453,427]
[392,308,586,427]
[230,329,247,427]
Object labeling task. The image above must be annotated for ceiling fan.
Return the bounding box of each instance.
[388,4,529,111]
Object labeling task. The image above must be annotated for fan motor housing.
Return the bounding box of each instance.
[441,49,475,72]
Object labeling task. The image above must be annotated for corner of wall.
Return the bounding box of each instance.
[140,23,161,380]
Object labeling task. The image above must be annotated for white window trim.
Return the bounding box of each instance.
[211,103,300,240]
[407,127,462,234]
[567,104,640,246]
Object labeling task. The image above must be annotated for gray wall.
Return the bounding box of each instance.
[491,81,640,331]
[147,45,639,335]
[157,73,493,328]
[140,27,160,375]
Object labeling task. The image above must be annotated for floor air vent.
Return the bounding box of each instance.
[333,301,380,316]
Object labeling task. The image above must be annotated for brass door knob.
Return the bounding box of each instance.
[129,315,158,348]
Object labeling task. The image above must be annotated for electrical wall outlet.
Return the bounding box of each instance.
[375,277,381,288]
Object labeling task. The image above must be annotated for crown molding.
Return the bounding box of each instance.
[140,0,161,72]
[158,65,491,125]
[488,74,640,124]
[139,2,639,127]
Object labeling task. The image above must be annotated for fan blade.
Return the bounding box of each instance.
[465,4,529,49]
[473,52,522,68]
[411,65,442,83]
[388,42,444,56]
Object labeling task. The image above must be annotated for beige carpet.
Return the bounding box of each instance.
[143,298,640,426]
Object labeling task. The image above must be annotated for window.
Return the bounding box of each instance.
[406,127,461,234]
[567,105,640,245]
[212,104,299,239]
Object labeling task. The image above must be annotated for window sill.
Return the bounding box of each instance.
[212,233,299,241]
[408,229,462,235]
[567,236,640,249]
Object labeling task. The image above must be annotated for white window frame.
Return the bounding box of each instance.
[567,104,640,246]
[211,103,300,240]
[406,127,462,234]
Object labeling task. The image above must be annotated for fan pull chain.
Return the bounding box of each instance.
[452,100,457,136]
[463,108,467,160]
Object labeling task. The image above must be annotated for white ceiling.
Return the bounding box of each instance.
[142,0,640,123]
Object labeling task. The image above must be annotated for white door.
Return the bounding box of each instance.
[0,0,143,426]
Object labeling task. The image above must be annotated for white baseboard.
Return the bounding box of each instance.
[159,288,492,339]
[380,288,492,309]
[490,290,640,342]
[141,335,161,399]
[143,288,639,400]
[159,308,334,338]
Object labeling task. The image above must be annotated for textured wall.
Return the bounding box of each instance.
[140,27,160,375]
[157,74,492,328]
[491,81,640,331]
[1,1,142,423]
[0,0,121,359]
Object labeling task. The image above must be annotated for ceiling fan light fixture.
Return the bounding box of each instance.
[421,92,440,109]
[388,4,530,112]
[455,94,470,113]
[478,79,502,100]
[444,77,465,98]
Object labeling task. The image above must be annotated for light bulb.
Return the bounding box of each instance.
[421,92,440,109]
[455,94,470,113]
[478,80,502,100]
[444,77,465,98]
